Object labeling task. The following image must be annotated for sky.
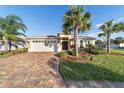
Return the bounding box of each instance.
[0,5,124,39]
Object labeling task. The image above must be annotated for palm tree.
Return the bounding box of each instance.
[0,15,27,51]
[98,33,106,38]
[99,20,124,53]
[63,6,91,57]
[0,17,9,51]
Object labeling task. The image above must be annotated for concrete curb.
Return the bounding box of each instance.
[57,58,66,88]
[48,56,66,88]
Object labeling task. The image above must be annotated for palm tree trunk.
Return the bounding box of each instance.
[107,34,111,53]
[3,36,8,52]
[74,27,79,57]
[3,41,8,52]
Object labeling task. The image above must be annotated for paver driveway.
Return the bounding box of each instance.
[0,52,64,88]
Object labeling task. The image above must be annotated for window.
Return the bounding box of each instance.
[80,40,83,48]
[51,41,53,43]
[88,41,90,44]
[27,41,30,44]
[39,41,41,43]
[80,40,83,43]
[54,41,56,43]
[33,41,40,43]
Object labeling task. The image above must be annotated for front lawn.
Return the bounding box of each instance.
[59,54,124,81]
[111,49,124,54]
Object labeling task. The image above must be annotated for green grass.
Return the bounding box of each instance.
[60,53,124,81]
[111,49,124,54]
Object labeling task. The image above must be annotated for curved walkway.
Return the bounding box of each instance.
[0,52,65,88]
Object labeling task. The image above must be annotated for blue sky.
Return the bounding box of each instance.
[0,5,124,39]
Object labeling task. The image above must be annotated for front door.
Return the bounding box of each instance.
[62,41,68,50]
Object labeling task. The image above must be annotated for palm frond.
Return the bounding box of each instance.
[98,33,106,37]
[6,15,23,23]
[63,6,91,35]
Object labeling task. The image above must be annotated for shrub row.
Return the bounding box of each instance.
[56,52,68,59]
[0,48,28,58]
[84,44,103,55]
[56,45,104,59]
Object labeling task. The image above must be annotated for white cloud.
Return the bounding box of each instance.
[95,17,124,29]
[87,31,102,38]
[95,23,103,28]
[117,18,124,22]
[112,20,116,24]
[111,32,124,39]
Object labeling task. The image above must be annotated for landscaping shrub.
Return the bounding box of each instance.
[0,52,7,56]
[16,48,28,53]
[0,48,28,58]
[85,44,103,55]
[66,50,75,56]
[56,52,68,59]
[90,48,100,54]
[23,48,28,52]
[79,48,86,54]
[0,53,4,55]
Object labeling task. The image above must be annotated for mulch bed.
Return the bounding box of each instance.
[60,53,93,63]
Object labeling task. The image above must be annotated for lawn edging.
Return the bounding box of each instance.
[57,58,66,87]
[48,56,66,87]
[58,59,67,87]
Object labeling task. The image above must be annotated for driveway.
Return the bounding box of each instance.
[0,52,64,88]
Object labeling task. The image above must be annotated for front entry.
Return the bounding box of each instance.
[62,41,68,50]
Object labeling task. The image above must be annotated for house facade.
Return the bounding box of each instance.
[27,33,96,52]
[0,33,96,52]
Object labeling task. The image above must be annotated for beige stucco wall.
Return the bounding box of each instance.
[78,39,95,48]
[0,37,96,52]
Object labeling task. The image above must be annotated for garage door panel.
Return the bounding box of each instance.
[31,43,56,52]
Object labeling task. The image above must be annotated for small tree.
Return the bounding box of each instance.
[98,20,124,53]
[0,15,27,51]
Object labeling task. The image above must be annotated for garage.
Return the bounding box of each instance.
[27,36,58,52]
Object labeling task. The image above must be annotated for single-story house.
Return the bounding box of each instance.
[0,33,96,52]
[27,33,96,52]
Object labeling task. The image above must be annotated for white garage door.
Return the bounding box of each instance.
[30,41,57,52]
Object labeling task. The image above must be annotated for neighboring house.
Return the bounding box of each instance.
[101,39,124,49]
[0,41,26,51]
[0,40,5,51]
[0,33,96,52]
[27,33,96,52]
[111,43,124,48]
